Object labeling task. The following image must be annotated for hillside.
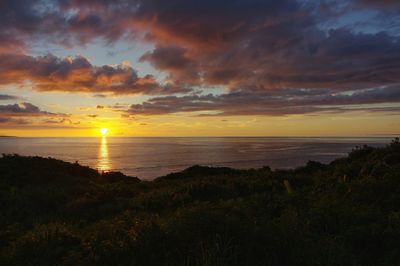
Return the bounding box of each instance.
[0,138,400,266]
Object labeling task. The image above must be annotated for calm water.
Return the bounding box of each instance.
[0,137,393,180]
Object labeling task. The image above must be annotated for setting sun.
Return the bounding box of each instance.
[100,128,108,136]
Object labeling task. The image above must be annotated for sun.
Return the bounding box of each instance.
[100,128,108,136]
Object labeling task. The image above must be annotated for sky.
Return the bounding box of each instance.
[0,0,399,137]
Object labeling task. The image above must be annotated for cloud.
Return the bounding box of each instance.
[138,22,400,90]
[95,103,130,111]
[43,118,71,124]
[60,0,398,92]
[140,45,200,84]
[356,0,400,8]
[0,94,19,100]
[125,86,400,116]
[0,101,68,126]
[0,0,133,51]
[0,117,30,125]
[0,0,399,116]
[1,1,399,93]
[0,53,189,95]
[0,102,55,116]
[93,94,107,98]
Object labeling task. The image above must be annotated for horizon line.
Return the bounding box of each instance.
[1,135,398,138]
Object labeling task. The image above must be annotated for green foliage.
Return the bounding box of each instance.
[0,139,400,265]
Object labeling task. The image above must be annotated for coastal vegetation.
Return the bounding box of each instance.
[0,139,399,265]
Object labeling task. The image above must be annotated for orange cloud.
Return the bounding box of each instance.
[0,53,190,95]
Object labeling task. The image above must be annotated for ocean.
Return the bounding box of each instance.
[0,137,393,180]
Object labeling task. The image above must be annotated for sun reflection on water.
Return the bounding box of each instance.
[98,136,111,172]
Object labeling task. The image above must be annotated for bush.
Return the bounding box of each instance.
[1,139,400,265]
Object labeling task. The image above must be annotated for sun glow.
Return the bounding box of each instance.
[100,128,108,136]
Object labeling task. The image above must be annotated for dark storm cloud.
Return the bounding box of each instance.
[0,94,19,100]
[0,0,132,50]
[0,102,55,116]
[356,0,400,8]
[0,101,69,126]
[140,45,200,84]
[125,86,400,116]
[0,53,190,95]
[122,0,400,90]
[0,117,30,124]
[140,46,192,69]
[0,0,399,115]
[43,118,75,124]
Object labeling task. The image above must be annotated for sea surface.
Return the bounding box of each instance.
[0,137,393,180]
